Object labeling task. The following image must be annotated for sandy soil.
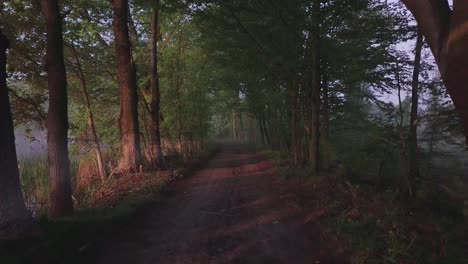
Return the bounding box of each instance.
[97,143,348,264]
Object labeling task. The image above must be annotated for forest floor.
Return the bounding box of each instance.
[96,142,348,264]
[2,142,462,264]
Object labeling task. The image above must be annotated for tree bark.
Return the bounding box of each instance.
[238,112,244,142]
[321,69,330,170]
[258,115,265,145]
[112,0,142,172]
[70,45,106,182]
[248,113,255,143]
[402,0,468,146]
[41,0,73,217]
[0,30,32,238]
[288,80,299,166]
[232,112,237,140]
[309,0,321,173]
[408,30,423,188]
[150,0,164,169]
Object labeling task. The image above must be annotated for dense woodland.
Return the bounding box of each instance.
[0,0,466,263]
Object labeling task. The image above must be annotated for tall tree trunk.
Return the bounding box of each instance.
[259,111,271,146]
[112,0,142,172]
[321,69,330,170]
[175,33,183,155]
[70,45,106,183]
[289,80,299,166]
[0,30,32,238]
[150,1,164,169]
[238,112,244,142]
[309,0,321,172]
[408,30,423,189]
[232,112,237,140]
[258,116,265,145]
[396,63,412,198]
[41,0,73,217]
[248,113,255,143]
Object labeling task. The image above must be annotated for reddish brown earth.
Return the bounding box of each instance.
[97,143,348,264]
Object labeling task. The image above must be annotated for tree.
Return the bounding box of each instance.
[401,0,468,146]
[112,0,142,172]
[149,0,164,169]
[69,44,107,182]
[41,0,73,217]
[309,0,321,173]
[0,30,32,238]
[408,29,423,192]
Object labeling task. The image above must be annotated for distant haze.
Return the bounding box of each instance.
[15,127,47,158]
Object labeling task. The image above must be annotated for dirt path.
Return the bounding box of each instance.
[97,143,347,264]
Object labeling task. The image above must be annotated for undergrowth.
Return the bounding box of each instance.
[2,144,218,264]
[0,179,165,264]
[260,147,466,264]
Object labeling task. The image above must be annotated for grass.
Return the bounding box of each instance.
[18,155,79,216]
[0,181,166,264]
[2,143,219,264]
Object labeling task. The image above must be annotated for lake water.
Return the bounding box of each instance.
[15,127,47,158]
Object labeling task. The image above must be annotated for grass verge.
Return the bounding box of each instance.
[259,148,466,264]
[1,144,219,264]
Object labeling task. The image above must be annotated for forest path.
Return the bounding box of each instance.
[97,142,346,264]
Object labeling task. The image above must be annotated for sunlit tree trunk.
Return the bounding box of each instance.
[150,0,164,169]
[112,0,142,172]
[70,45,106,183]
[0,30,32,238]
[41,0,73,217]
[408,30,423,189]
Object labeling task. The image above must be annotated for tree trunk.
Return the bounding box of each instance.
[150,1,164,169]
[238,112,244,142]
[112,0,142,172]
[402,0,468,225]
[261,113,271,146]
[402,0,468,146]
[321,69,330,170]
[0,30,32,238]
[289,80,299,166]
[309,0,321,172]
[396,63,413,198]
[258,115,265,145]
[408,30,423,188]
[248,113,255,143]
[41,0,73,217]
[232,112,237,140]
[70,45,106,183]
